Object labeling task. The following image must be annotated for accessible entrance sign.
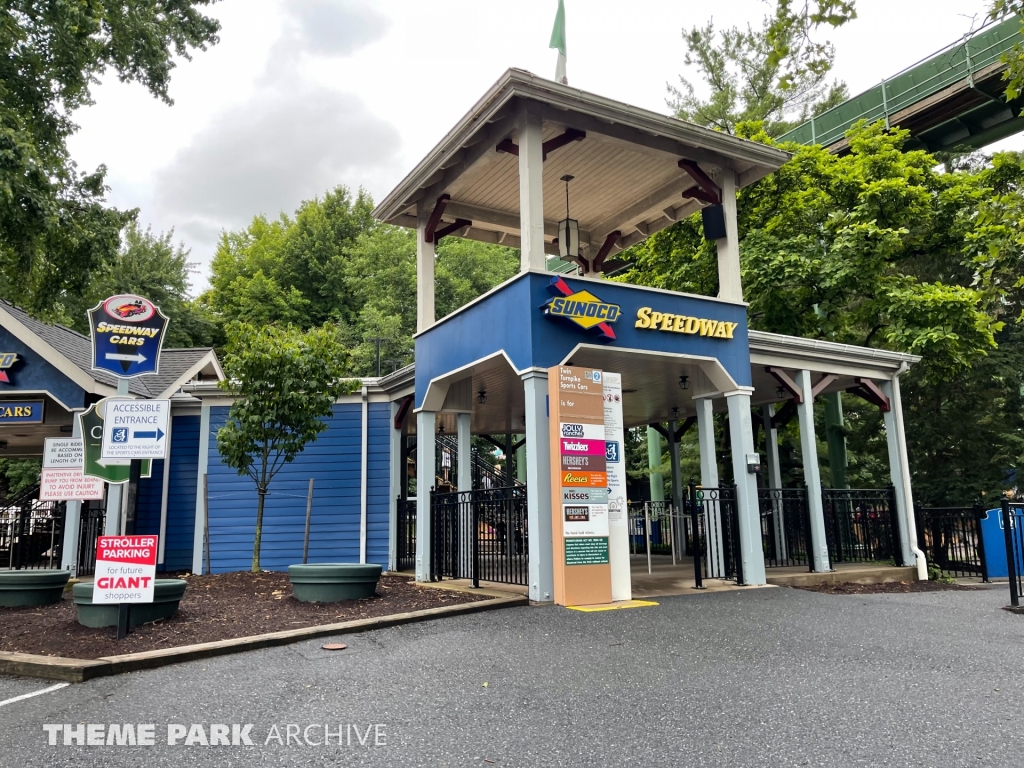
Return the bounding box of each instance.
[93,535,158,605]
[40,437,105,501]
[101,398,170,460]
[79,400,152,483]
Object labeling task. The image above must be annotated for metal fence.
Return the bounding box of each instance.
[627,501,679,558]
[396,498,416,572]
[0,495,66,570]
[688,484,741,584]
[822,488,901,565]
[758,487,812,569]
[916,505,988,579]
[430,486,528,586]
[76,500,105,577]
[1002,499,1024,608]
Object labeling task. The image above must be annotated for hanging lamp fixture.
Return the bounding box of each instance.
[558,174,580,260]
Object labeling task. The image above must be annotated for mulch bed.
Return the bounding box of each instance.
[793,580,991,595]
[0,572,486,660]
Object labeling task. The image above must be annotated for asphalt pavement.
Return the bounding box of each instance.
[0,584,1021,767]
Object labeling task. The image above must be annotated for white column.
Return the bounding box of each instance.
[726,392,767,585]
[523,371,553,602]
[359,386,368,564]
[415,410,436,582]
[60,411,84,574]
[416,208,436,332]
[457,413,472,492]
[518,110,546,272]
[762,404,787,562]
[104,484,122,536]
[191,400,211,574]
[796,370,830,572]
[716,170,742,303]
[157,414,174,566]
[696,397,723,578]
[388,401,401,573]
[881,376,925,576]
[667,418,686,556]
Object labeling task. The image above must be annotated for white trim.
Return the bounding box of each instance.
[388,401,401,572]
[154,350,225,399]
[560,343,742,394]
[158,414,173,565]
[415,350,520,413]
[191,401,211,575]
[359,386,368,564]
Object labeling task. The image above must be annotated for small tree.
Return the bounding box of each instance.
[217,323,352,571]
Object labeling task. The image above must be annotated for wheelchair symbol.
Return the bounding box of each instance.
[112,428,129,443]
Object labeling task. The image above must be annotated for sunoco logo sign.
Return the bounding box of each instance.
[542,276,619,341]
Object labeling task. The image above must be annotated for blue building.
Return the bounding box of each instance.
[0,72,930,602]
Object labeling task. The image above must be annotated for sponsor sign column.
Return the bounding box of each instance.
[603,373,631,601]
[548,366,612,606]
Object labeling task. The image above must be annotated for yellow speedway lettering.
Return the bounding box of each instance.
[634,307,738,339]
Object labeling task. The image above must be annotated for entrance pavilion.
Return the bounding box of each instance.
[374,70,926,602]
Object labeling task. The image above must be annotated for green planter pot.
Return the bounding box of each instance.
[0,569,70,607]
[288,563,382,603]
[73,579,187,628]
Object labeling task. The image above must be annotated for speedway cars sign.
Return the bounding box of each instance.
[88,295,168,378]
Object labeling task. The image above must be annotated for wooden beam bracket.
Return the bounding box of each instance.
[433,218,471,242]
[496,128,586,161]
[847,378,891,412]
[678,159,722,205]
[393,395,413,430]
[424,194,450,243]
[811,373,840,400]
[765,367,804,405]
[592,230,621,274]
[770,400,798,430]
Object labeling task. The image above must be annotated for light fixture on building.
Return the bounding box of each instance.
[558,174,580,260]
[438,424,444,436]
[678,375,689,391]
[776,386,786,398]
[478,390,487,405]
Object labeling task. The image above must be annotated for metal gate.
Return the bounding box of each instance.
[1001,499,1023,608]
[688,484,742,584]
[430,486,528,586]
[822,488,902,565]
[758,487,813,569]
[75,500,106,577]
[0,486,66,570]
[916,504,988,579]
[396,498,416,572]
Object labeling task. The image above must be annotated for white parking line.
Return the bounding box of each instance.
[0,682,70,708]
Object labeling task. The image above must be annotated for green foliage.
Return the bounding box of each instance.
[205,191,520,376]
[0,458,40,499]
[0,1,220,315]
[216,323,353,571]
[669,0,854,135]
[61,221,218,347]
[622,122,1024,502]
[992,1,1024,99]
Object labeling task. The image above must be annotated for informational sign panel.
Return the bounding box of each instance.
[0,400,44,424]
[40,438,105,501]
[79,400,153,483]
[88,295,168,378]
[549,366,612,607]
[603,372,631,601]
[101,398,170,460]
[93,535,158,605]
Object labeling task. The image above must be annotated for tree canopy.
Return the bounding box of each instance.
[0,1,220,315]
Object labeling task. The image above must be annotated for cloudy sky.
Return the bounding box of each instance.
[66,0,1019,293]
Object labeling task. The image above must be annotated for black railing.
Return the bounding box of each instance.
[758,487,813,570]
[821,487,901,565]
[435,434,521,492]
[0,496,66,570]
[430,485,528,586]
[916,505,988,579]
[396,498,416,572]
[687,484,741,583]
[1001,498,1023,608]
[76,500,105,577]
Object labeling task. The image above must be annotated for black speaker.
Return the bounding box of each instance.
[701,204,727,241]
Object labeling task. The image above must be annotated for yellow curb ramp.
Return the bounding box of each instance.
[567,599,659,612]
[0,595,527,684]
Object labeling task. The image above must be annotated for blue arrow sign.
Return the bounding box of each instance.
[133,428,165,440]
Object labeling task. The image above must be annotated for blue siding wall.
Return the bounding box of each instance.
[164,415,200,572]
[205,402,392,573]
[134,460,164,537]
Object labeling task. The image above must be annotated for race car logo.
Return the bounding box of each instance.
[103,295,157,322]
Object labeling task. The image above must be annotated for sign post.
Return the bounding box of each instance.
[93,535,158,639]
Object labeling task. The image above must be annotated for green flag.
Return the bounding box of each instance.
[549,0,567,84]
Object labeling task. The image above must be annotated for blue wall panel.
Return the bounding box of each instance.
[163,414,200,572]
[0,327,87,410]
[134,459,164,537]
[205,403,392,573]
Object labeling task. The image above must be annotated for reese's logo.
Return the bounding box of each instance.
[542,277,619,340]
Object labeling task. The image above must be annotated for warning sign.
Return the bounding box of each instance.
[40,438,105,501]
[93,535,158,605]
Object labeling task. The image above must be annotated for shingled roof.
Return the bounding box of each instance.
[0,300,222,399]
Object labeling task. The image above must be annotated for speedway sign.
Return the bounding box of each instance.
[101,398,170,460]
[93,535,158,605]
[88,295,168,378]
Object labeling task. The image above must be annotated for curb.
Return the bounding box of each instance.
[0,595,527,683]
